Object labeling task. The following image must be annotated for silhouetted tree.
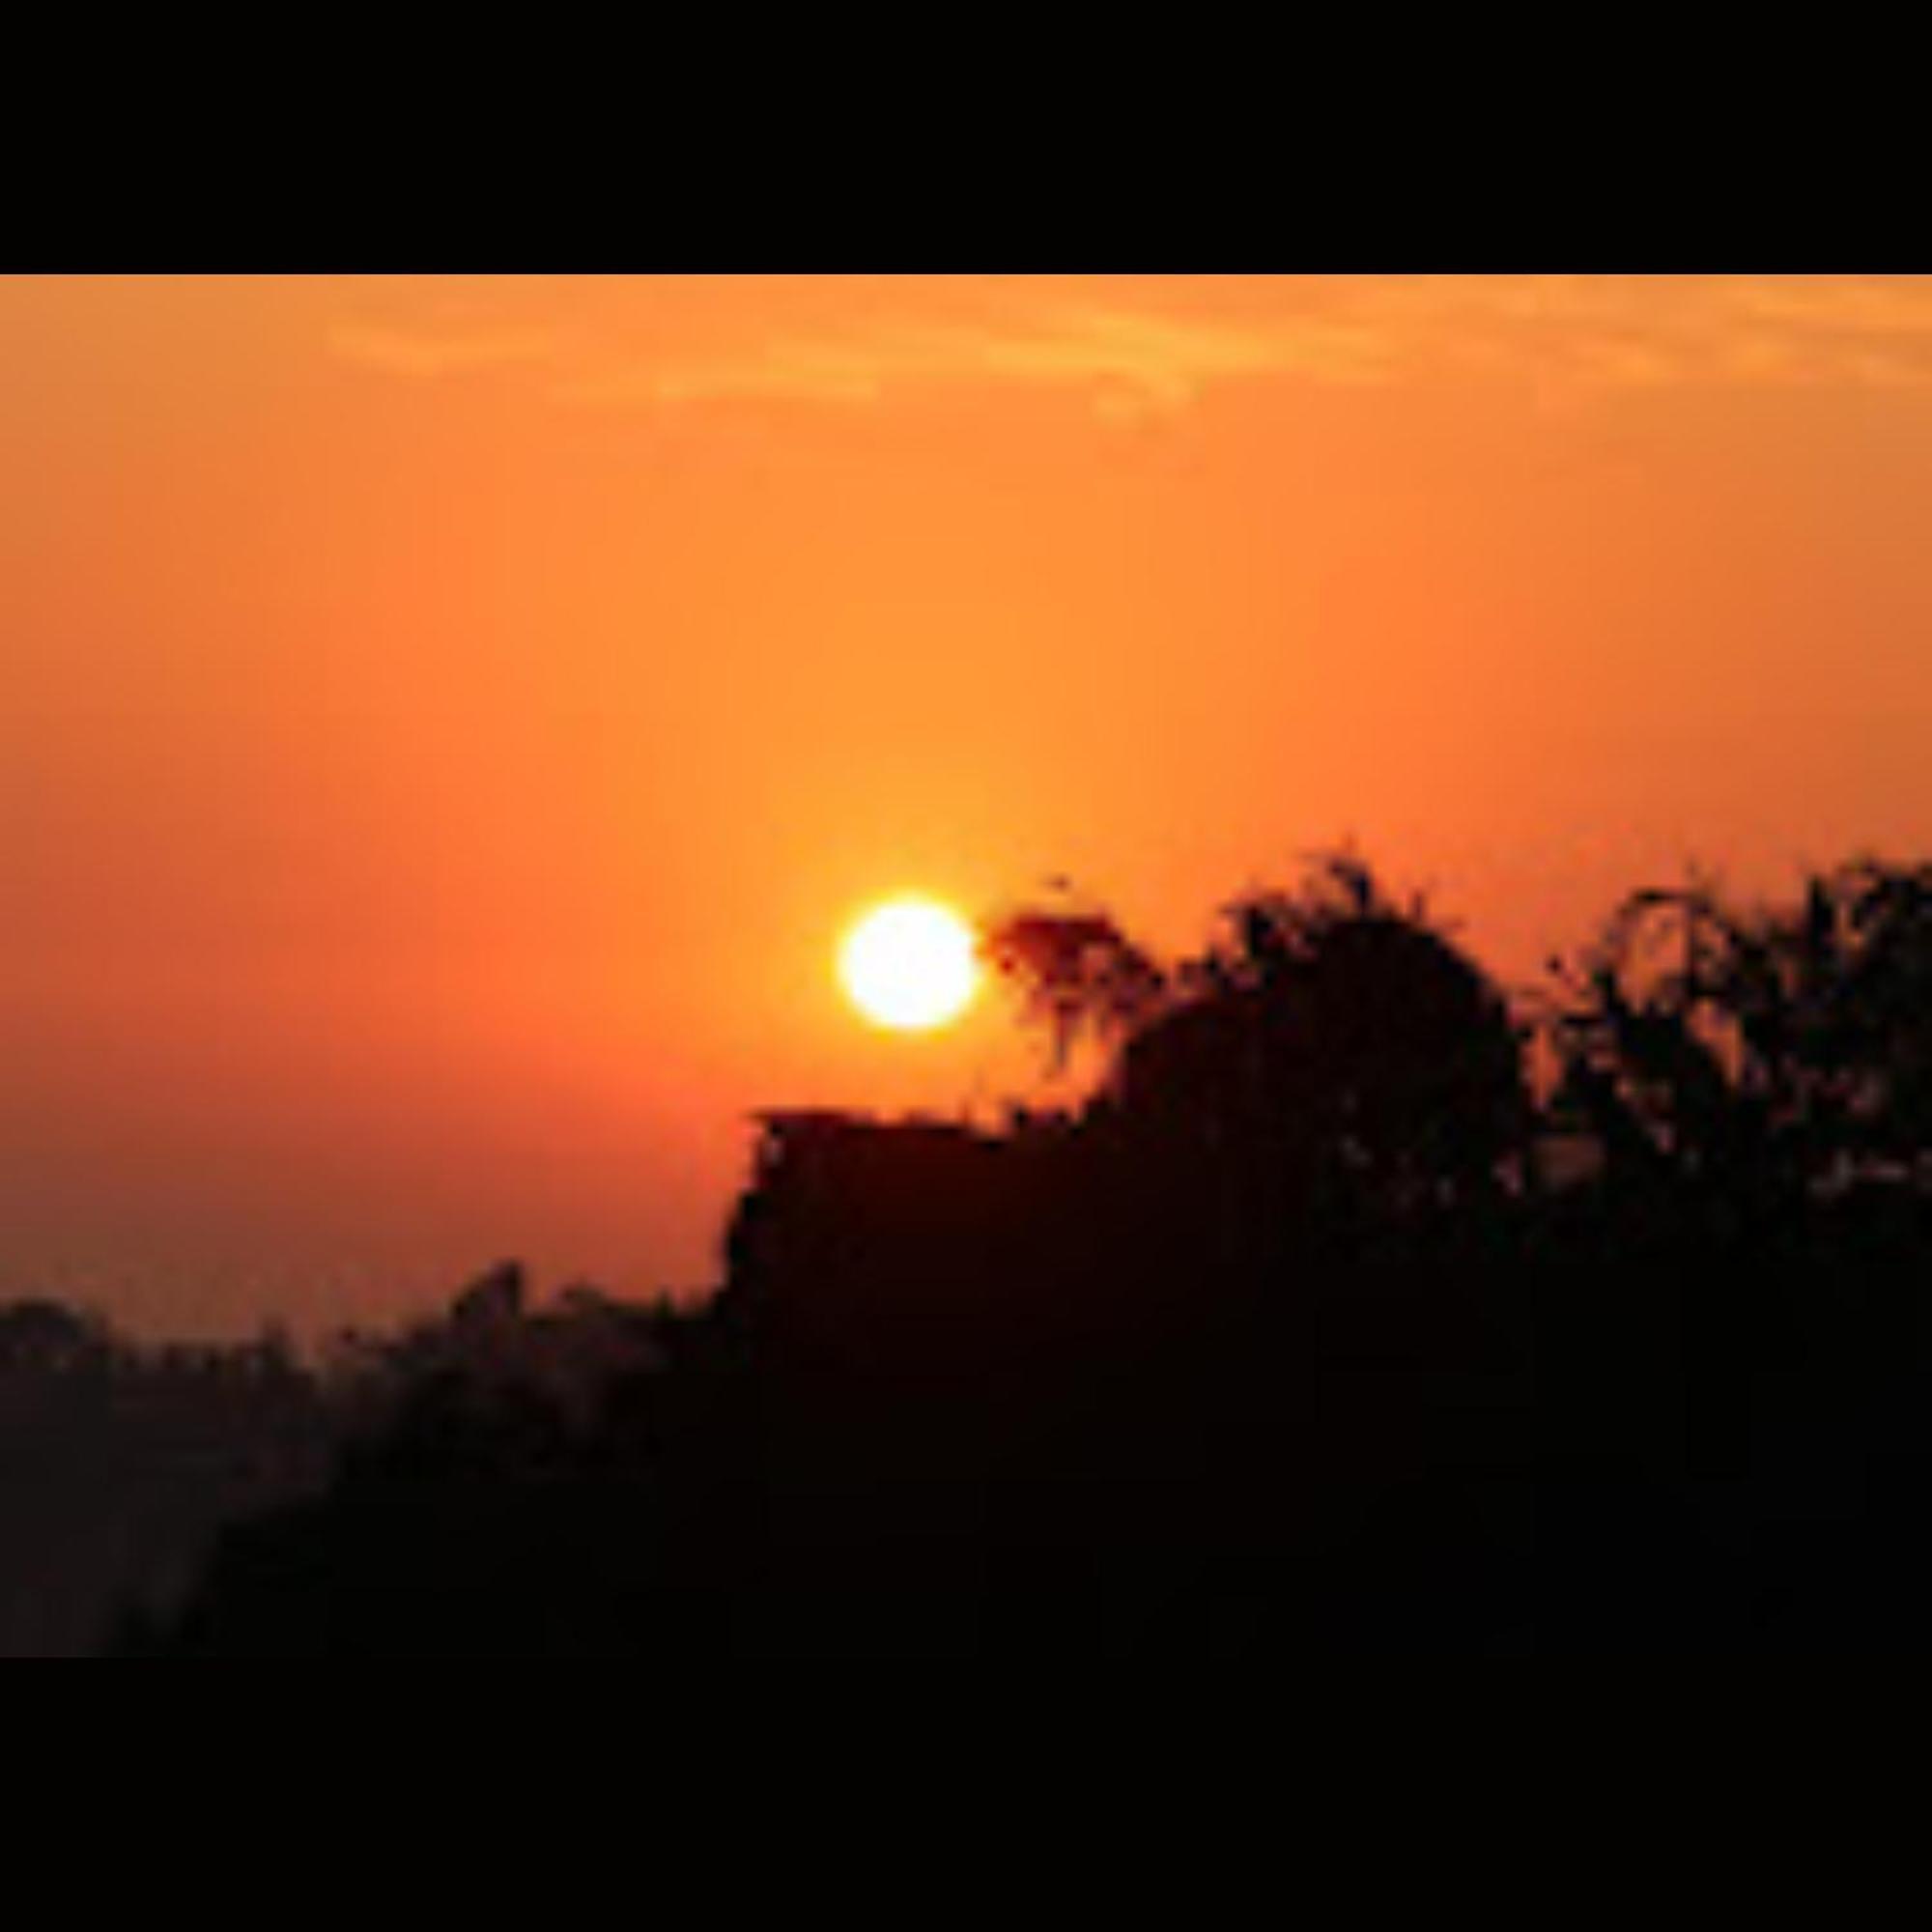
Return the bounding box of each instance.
[1542,856,1932,1197]
[990,853,1531,1214]
[981,889,1166,1076]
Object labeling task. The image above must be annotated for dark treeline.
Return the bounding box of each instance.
[0,1274,671,1654]
[28,847,1932,1652]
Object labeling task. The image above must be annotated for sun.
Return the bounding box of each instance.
[838,895,982,1033]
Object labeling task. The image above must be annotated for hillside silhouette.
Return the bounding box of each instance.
[14,848,1932,1652]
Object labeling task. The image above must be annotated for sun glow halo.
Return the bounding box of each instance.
[838,895,982,1033]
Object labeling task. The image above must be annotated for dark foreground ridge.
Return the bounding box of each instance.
[20,849,1932,1654]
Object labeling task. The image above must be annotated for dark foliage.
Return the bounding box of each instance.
[92,850,1932,1654]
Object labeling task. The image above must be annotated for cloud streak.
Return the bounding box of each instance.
[552,303,1391,415]
[328,278,1932,417]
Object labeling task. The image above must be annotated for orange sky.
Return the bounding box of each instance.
[9,274,1932,1338]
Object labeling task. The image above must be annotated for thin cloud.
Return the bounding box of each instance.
[554,304,1393,416]
[329,279,1932,415]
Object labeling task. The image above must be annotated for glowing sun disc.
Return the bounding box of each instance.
[839,895,981,1032]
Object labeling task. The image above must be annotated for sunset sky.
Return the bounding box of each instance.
[9,273,1932,1338]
